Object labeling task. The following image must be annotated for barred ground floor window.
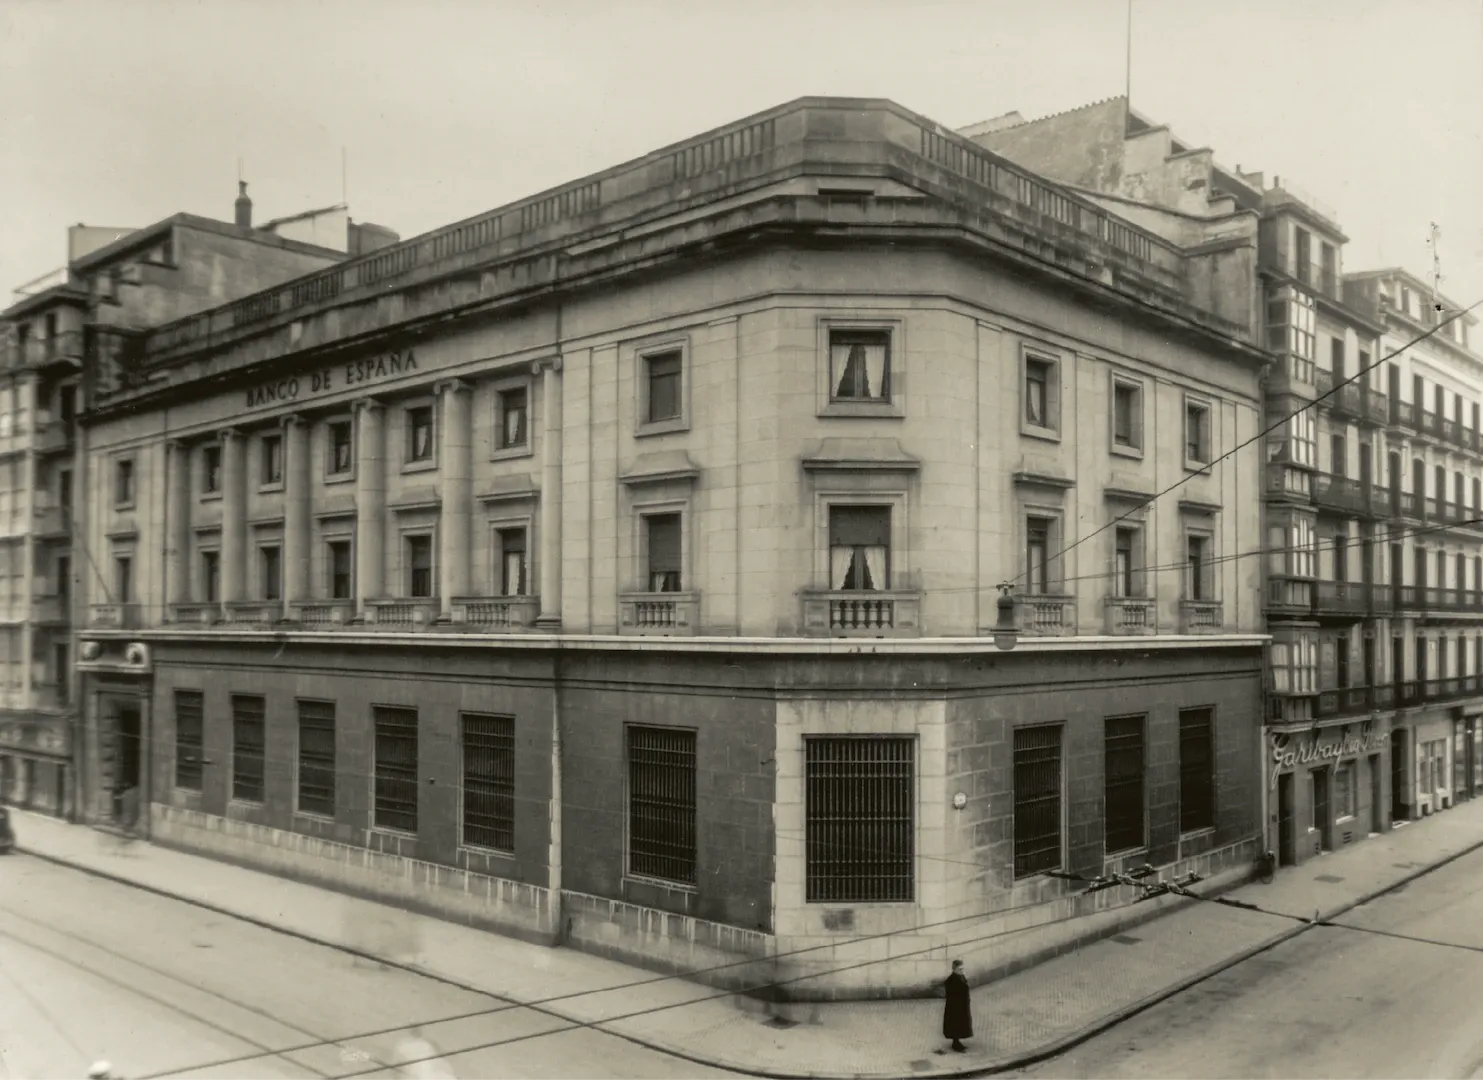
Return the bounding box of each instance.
[1179,707,1215,832]
[231,695,265,803]
[296,699,336,817]
[1013,724,1063,878]
[1104,715,1146,853]
[174,689,204,791]
[373,706,419,834]
[462,713,515,852]
[805,736,914,903]
[626,725,696,885]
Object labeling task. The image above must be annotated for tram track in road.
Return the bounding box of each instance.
[0,898,395,1079]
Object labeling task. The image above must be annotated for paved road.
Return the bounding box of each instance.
[1009,843,1483,1080]
[0,853,737,1080]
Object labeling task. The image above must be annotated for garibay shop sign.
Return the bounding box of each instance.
[1269,729,1390,788]
[244,349,420,409]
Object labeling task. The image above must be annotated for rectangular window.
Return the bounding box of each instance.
[1178,707,1215,833]
[1025,356,1053,429]
[828,505,890,592]
[328,421,353,475]
[54,642,69,706]
[406,535,433,598]
[114,556,132,604]
[373,706,419,834]
[1330,336,1346,381]
[1330,433,1346,478]
[805,737,914,902]
[201,550,220,602]
[1104,716,1146,853]
[498,527,527,596]
[645,350,683,423]
[231,694,266,803]
[174,690,204,791]
[58,468,72,524]
[115,459,134,505]
[828,330,891,402]
[56,554,70,608]
[1026,516,1052,595]
[1114,528,1137,597]
[296,699,336,817]
[645,513,683,593]
[1334,761,1356,820]
[1112,379,1141,449]
[1013,724,1063,878]
[462,713,515,852]
[1185,400,1211,464]
[627,725,696,885]
[261,434,282,486]
[328,540,352,599]
[496,387,528,449]
[202,445,221,494]
[260,545,281,601]
[406,405,434,463]
[1187,534,1211,600]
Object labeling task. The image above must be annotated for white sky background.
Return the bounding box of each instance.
[1,0,1480,317]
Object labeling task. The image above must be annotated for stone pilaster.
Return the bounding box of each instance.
[354,399,385,613]
[282,414,311,616]
[534,357,563,630]
[219,429,245,604]
[165,440,191,608]
[437,380,472,619]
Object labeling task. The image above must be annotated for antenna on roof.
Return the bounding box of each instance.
[1125,0,1133,108]
[238,157,243,183]
[1428,222,1443,312]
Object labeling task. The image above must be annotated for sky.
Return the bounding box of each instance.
[2,0,1481,317]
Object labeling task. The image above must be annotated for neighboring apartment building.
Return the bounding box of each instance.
[74,97,1270,997]
[967,96,1482,870]
[0,186,395,818]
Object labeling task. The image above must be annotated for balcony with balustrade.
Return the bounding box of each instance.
[89,603,142,630]
[1103,595,1156,635]
[450,595,541,631]
[1016,594,1075,637]
[1178,598,1224,634]
[1311,580,1371,619]
[1315,370,1363,420]
[288,600,356,628]
[800,589,920,638]
[364,598,440,629]
[1312,473,1370,517]
[620,591,701,636]
[168,602,221,626]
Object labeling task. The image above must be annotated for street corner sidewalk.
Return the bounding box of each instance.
[10,804,1483,1080]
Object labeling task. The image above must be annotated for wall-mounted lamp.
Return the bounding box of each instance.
[993,582,1019,652]
[952,792,967,810]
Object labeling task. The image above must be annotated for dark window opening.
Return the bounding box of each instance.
[805,737,914,902]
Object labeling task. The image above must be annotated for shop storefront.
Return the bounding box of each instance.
[1395,710,1458,819]
[1269,722,1391,866]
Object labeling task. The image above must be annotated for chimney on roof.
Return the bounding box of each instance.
[235,181,253,228]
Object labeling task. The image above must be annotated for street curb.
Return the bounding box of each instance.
[17,825,1483,1080]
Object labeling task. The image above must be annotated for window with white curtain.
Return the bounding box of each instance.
[828,505,890,591]
[829,330,891,402]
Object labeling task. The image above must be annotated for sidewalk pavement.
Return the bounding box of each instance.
[14,804,1483,1080]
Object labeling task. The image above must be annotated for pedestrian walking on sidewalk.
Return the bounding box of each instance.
[942,959,973,1053]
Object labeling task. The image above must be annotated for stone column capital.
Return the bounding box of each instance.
[281,412,308,430]
[354,396,385,416]
[434,378,472,397]
[531,356,563,377]
[219,427,243,443]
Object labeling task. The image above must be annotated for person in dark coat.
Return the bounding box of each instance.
[942,959,973,1053]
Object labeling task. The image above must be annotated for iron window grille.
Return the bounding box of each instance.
[296,699,336,817]
[1013,724,1063,878]
[174,690,204,791]
[828,329,891,401]
[329,421,353,474]
[461,713,515,852]
[804,737,914,903]
[497,387,528,449]
[231,694,266,803]
[1178,707,1215,832]
[1104,716,1146,853]
[626,725,696,885]
[645,351,683,423]
[373,706,419,833]
[1114,528,1137,597]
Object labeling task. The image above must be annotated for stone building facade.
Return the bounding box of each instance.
[75,97,1270,997]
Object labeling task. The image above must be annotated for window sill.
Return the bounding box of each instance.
[490,443,533,462]
[401,459,438,475]
[1183,458,1214,475]
[636,417,690,439]
[323,471,356,486]
[258,482,284,494]
[819,400,902,419]
[1104,844,1149,860]
[113,501,136,513]
[460,842,516,860]
[199,492,222,504]
[293,809,336,823]
[1019,422,1061,443]
[370,825,419,841]
[1110,442,1144,460]
[1178,826,1216,841]
[228,797,266,809]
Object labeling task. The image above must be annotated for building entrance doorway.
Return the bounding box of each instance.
[1392,728,1409,822]
[1314,767,1333,852]
[107,701,143,829]
[1277,772,1296,866]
